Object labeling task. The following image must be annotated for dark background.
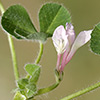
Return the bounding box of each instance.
[0,0,100,100]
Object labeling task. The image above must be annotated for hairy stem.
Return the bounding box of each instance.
[26,41,43,79]
[28,82,60,100]
[0,0,4,14]
[61,82,100,100]
[28,70,62,100]
[35,41,43,64]
[0,0,19,80]
[8,35,19,80]
[36,82,59,96]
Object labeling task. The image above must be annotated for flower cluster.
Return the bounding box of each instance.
[52,23,92,72]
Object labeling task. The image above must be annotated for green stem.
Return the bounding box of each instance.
[0,1,19,80]
[36,82,59,96]
[26,41,43,79]
[8,35,19,80]
[28,82,60,100]
[35,41,43,64]
[0,0,4,14]
[27,70,62,100]
[61,82,100,100]
[35,70,62,96]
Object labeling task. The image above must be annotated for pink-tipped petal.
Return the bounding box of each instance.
[56,54,62,71]
[60,46,70,71]
[52,25,69,54]
[60,49,69,72]
[66,23,76,46]
[66,30,92,64]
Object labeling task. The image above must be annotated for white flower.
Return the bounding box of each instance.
[52,25,69,54]
[52,23,92,72]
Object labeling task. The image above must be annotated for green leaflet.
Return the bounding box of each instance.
[1,5,47,41]
[17,78,28,90]
[26,83,37,98]
[1,3,71,41]
[25,64,40,84]
[15,64,40,99]
[17,78,37,98]
[39,3,71,37]
[14,91,26,100]
[90,23,100,55]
